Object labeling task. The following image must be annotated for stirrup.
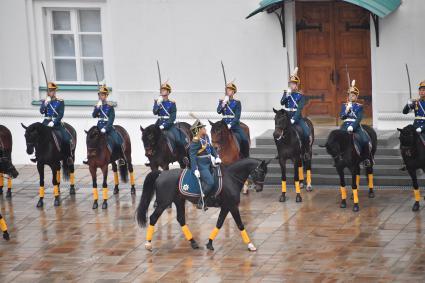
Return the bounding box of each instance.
[83,159,88,165]
[118,158,126,166]
[363,159,372,167]
[30,158,37,163]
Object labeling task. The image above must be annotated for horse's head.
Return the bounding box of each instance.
[273,108,291,141]
[21,122,43,155]
[325,129,350,166]
[0,150,18,179]
[398,125,416,147]
[209,120,229,151]
[85,126,102,160]
[250,159,271,192]
[140,124,162,158]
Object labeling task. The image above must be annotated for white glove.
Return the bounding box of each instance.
[47,121,54,127]
[347,126,354,133]
[194,170,200,178]
[416,127,422,133]
[223,96,229,103]
[345,102,352,113]
[290,119,295,125]
[44,96,51,105]
[408,99,414,107]
[215,157,222,164]
[101,128,106,134]
[286,88,292,95]
[96,100,102,108]
[157,96,163,104]
[159,125,164,130]
[227,124,232,129]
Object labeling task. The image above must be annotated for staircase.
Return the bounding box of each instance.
[251,127,422,187]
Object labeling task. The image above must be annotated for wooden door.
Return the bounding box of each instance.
[296,1,372,120]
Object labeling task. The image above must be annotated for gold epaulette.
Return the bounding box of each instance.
[107,102,114,106]
[197,144,206,155]
[192,137,200,142]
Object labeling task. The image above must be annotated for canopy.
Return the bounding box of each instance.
[246,0,401,19]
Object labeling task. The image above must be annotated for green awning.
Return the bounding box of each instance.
[246,0,401,19]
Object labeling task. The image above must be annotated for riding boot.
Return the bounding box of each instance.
[240,140,250,158]
[363,146,374,168]
[303,138,311,160]
[176,145,189,167]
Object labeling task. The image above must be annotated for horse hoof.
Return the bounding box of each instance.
[306,185,313,192]
[113,186,119,195]
[190,239,199,249]
[412,202,420,212]
[353,204,359,212]
[131,186,136,195]
[54,197,60,207]
[279,194,286,202]
[296,194,302,203]
[92,200,98,209]
[69,185,76,195]
[6,189,11,199]
[36,199,44,208]
[145,241,153,251]
[368,190,375,198]
[102,201,108,209]
[340,200,347,208]
[247,243,257,252]
[3,231,10,241]
[206,241,214,251]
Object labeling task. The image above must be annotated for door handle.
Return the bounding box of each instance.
[330,70,334,84]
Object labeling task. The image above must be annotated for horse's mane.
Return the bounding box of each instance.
[226,158,260,175]
[211,120,227,131]
[327,129,351,148]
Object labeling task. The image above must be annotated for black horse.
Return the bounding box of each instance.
[0,125,19,198]
[273,108,315,203]
[22,122,77,207]
[136,158,270,252]
[398,125,425,211]
[140,123,192,170]
[324,125,377,212]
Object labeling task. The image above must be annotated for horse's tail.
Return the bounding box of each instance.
[136,170,161,227]
[62,161,70,181]
[119,162,129,183]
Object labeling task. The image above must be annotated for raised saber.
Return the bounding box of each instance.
[286,51,291,81]
[157,60,162,90]
[94,65,100,88]
[221,60,227,90]
[405,63,412,99]
[41,61,49,92]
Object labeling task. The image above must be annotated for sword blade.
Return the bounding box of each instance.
[221,60,227,88]
[41,61,49,90]
[405,63,412,99]
[157,60,162,90]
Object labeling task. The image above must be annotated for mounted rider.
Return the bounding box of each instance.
[217,82,250,158]
[280,67,311,158]
[403,80,425,136]
[340,80,373,167]
[85,84,126,165]
[38,82,73,165]
[153,82,189,163]
[189,119,222,209]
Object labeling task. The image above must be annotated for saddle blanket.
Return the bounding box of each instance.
[178,166,223,198]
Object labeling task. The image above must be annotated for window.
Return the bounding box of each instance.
[48,9,104,83]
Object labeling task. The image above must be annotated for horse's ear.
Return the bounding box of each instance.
[208,120,214,126]
[84,130,88,134]
[140,126,144,132]
[21,123,27,129]
[273,108,278,113]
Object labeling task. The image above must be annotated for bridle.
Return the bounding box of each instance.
[274,115,289,142]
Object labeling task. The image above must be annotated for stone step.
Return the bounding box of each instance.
[250,145,401,156]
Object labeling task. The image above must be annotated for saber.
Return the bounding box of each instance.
[41,61,49,91]
[94,65,100,88]
[286,51,291,81]
[345,64,351,103]
[221,61,227,89]
[157,60,162,90]
[405,63,412,99]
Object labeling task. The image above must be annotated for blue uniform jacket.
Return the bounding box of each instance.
[340,102,363,131]
[40,98,64,127]
[92,102,115,132]
[189,135,218,172]
[403,99,425,127]
[280,91,305,122]
[153,100,176,130]
[217,99,241,128]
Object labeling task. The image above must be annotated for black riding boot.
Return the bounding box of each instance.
[176,145,189,167]
[240,140,250,158]
[303,138,311,160]
[363,146,374,168]
[62,143,73,165]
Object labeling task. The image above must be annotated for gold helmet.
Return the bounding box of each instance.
[289,67,300,84]
[190,119,206,136]
[98,84,110,95]
[419,81,425,89]
[348,80,360,96]
[226,82,237,93]
[160,83,172,93]
[47,82,58,90]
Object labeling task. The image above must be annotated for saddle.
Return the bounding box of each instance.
[51,128,75,153]
[163,127,190,154]
[178,166,223,199]
[106,127,125,154]
[351,127,372,158]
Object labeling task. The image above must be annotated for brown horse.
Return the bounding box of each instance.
[209,120,251,193]
[85,125,135,209]
[0,125,19,198]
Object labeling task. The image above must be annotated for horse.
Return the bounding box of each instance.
[140,122,192,170]
[21,122,77,208]
[273,108,315,203]
[0,125,19,198]
[136,158,270,252]
[209,120,252,193]
[85,125,135,209]
[398,125,425,211]
[324,125,377,212]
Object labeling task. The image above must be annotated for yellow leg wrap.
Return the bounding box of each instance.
[368,174,373,189]
[70,173,75,185]
[295,181,301,194]
[356,175,360,188]
[130,172,135,186]
[306,170,312,185]
[102,187,108,200]
[39,186,45,198]
[53,185,59,197]
[146,225,155,241]
[114,172,119,186]
[240,229,250,244]
[414,189,421,202]
[7,178,12,189]
[209,227,220,240]
[0,218,7,232]
[281,181,287,193]
[340,187,347,200]
[0,173,3,187]
[353,189,359,204]
[181,225,193,241]
[298,167,304,181]
[56,171,61,183]
[93,188,98,201]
